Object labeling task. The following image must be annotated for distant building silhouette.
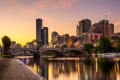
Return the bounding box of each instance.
[42,27,48,46]
[36,18,42,46]
[36,18,48,47]
[76,19,91,37]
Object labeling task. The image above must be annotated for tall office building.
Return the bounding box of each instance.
[108,23,114,37]
[99,20,109,37]
[76,19,91,37]
[92,23,103,33]
[41,29,44,46]
[42,27,48,46]
[36,18,42,46]
[92,20,114,37]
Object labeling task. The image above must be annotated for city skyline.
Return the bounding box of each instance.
[0,0,120,45]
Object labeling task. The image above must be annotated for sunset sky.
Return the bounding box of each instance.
[0,0,120,45]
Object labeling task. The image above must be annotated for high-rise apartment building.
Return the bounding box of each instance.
[92,20,114,37]
[36,18,42,46]
[76,19,91,37]
[36,18,48,47]
[42,27,48,45]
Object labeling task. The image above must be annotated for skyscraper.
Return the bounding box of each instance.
[42,27,48,46]
[76,19,91,37]
[36,18,42,46]
[36,18,49,47]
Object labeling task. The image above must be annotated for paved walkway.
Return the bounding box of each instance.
[0,58,44,80]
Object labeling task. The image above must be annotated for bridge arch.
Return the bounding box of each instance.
[39,48,62,53]
[10,48,37,56]
[40,50,63,57]
[10,48,83,56]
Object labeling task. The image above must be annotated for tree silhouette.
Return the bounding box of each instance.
[116,38,120,52]
[83,43,93,53]
[2,36,11,55]
[98,37,113,53]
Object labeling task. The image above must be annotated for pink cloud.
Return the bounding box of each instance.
[51,0,78,9]
[1,0,78,10]
[0,0,79,19]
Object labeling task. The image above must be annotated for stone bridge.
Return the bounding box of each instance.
[10,47,83,56]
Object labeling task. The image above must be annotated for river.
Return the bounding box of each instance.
[15,56,120,80]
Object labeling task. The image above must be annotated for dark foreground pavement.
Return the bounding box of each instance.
[0,58,44,80]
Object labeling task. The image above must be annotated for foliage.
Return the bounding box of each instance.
[98,37,113,53]
[61,44,68,48]
[83,43,94,53]
[2,36,11,55]
[70,45,75,48]
[94,46,100,54]
[116,38,120,52]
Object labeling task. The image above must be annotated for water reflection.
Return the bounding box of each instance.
[16,57,120,80]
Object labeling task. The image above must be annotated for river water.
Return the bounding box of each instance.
[15,56,120,80]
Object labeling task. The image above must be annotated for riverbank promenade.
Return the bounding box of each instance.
[0,58,43,80]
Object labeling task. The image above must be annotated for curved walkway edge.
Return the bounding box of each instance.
[0,58,45,80]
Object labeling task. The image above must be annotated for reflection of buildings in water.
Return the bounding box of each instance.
[114,59,120,80]
[28,58,48,80]
[64,60,77,74]
[98,59,116,80]
[33,63,40,73]
[27,58,40,73]
[19,57,120,80]
[78,60,85,80]
[53,62,60,78]
[116,60,120,80]
[51,60,78,78]
[82,58,117,80]
[40,63,48,80]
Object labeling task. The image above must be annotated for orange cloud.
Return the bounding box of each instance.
[114,21,120,25]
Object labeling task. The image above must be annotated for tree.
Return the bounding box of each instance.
[116,38,120,52]
[98,37,113,53]
[70,45,75,48]
[94,46,100,54]
[61,44,68,48]
[83,43,94,53]
[2,36,11,55]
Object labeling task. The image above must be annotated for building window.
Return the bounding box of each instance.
[94,35,98,40]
